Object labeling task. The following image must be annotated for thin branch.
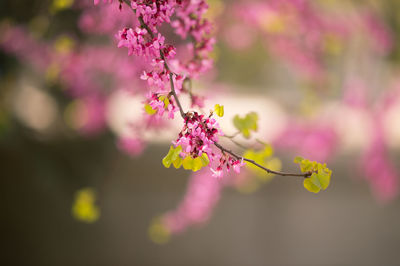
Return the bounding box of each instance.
[121,0,310,178]
[224,131,241,138]
[167,71,186,118]
[221,135,247,150]
[214,142,312,178]
[122,0,185,118]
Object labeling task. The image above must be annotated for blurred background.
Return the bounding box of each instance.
[1,0,400,265]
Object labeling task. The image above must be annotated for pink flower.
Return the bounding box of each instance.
[232,158,246,174]
[211,166,223,178]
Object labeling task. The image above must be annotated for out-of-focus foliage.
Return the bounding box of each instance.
[233,112,259,139]
[72,188,100,223]
[243,145,281,181]
[214,104,224,117]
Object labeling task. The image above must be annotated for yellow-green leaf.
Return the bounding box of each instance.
[148,217,170,244]
[72,188,100,223]
[295,157,332,193]
[50,0,74,13]
[200,153,210,166]
[192,157,203,172]
[304,174,322,193]
[233,112,259,139]
[162,145,182,168]
[214,104,224,117]
[182,156,194,170]
[145,104,157,115]
[173,156,183,169]
[293,156,304,164]
[262,145,273,157]
[317,163,331,190]
[159,95,170,108]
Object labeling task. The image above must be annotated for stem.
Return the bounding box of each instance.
[122,0,185,118]
[121,0,310,178]
[168,71,186,118]
[221,135,247,150]
[214,142,312,178]
[224,131,241,138]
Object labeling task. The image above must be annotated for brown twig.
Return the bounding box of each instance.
[214,142,312,178]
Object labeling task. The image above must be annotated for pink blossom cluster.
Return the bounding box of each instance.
[362,10,393,54]
[176,112,220,157]
[232,0,340,80]
[272,78,400,203]
[160,166,252,234]
[117,27,166,58]
[209,156,246,178]
[232,0,392,81]
[80,1,136,35]
[111,0,232,177]
[141,64,182,93]
[113,0,215,106]
[174,112,245,177]
[0,26,52,69]
[131,0,178,31]
[147,93,178,119]
[273,122,338,162]
[171,0,215,78]
[0,15,147,141]
[361,127,398,203]
[162,168,222,234]
[112,1,182,120]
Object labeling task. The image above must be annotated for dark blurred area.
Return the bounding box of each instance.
[2,140,400,265]
[1,0,400,265]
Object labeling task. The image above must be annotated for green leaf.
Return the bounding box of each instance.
[192,157,203,172]
[317,163,331,190]
[159,95,170,108]
[181,155,207,172]
[293,156,304,164]
[303,173,322,193]
[162,146,174,168]
[182,156,194,170]
[262,145,274,157]
[301,161,315,173]
[294,157,332,193]
[173,156,183,169]
[200,153,210,166]
[145,104,157,115]
[214,104,224,117]
[162,146,182,168]
[233,112,259,139]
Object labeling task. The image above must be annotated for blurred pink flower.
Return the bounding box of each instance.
[117,136,145,157]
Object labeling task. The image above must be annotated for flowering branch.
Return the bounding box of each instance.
[119,0,311,179]
[109,0,330,188]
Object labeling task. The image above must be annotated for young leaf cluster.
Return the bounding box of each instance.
[162,145,210,172]
[294,157,332,193]
[233,112,259,139]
